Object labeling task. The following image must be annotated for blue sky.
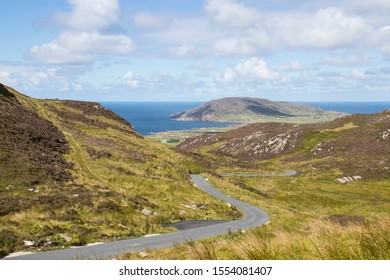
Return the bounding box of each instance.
[0,0,389,101]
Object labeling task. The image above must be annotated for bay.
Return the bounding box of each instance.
[101,102,234,135]
[102,101,390,136]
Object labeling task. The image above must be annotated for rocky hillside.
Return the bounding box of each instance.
[177,110,390,177]
[170,97,346,124]
[0,84,233,257]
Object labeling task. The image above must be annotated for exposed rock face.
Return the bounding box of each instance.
[170,97,346,123]
[311,141,336,157]
[337,176,362,183]
[177,122,307,161]
[141,208,156,216]
[379,129,390,141]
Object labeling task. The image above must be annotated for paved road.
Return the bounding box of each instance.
[221,170,298,177]
[3,175,269,260]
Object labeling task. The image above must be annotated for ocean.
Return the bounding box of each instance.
[101,102,233,135]
[102,101,390,136]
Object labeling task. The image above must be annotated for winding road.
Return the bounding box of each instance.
[4,175,269,260]
[221,170,298,177]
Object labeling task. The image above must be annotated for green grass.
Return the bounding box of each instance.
[0,96,234,256]
[120,169,390,260]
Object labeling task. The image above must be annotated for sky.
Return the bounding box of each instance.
[0,0,389,102]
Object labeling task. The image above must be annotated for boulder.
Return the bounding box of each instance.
[337,178,346,183]
[141,208,156,216]
[23,240,34,247]
[60,234,72,243]
[184,204,198,210]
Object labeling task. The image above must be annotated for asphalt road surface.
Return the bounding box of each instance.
[3,175,269,260]
[221,170,298,177]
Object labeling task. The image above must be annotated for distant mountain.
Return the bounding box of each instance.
[170,97,347,124]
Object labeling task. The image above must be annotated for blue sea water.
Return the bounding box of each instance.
[102,101,390,136]
[298,102,390,115]
[101,102,234,135]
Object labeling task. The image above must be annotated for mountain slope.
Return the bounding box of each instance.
[0,84,233,257]
[170,97,347,123]
[0,84,72,190]
[176,110,390,178]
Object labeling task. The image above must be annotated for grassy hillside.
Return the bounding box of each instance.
[0,84,233,257]
[121,170,389,260]
[176,111,390,178]
[121,111,390,260]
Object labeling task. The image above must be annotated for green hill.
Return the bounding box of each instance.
[176,110,390,178]
[170,97,347,124]
[0,83,233,257]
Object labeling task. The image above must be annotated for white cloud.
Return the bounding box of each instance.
[57,0,120,31]
[235,57,279,80]
[372,26,390,59]
[274,7,369,49]
[133,12,166,29]
[29,0,133,64]
[147,18,214,44]
[211,27,274,56]
[29,40,93,64]
[216,68,236,82]
[0,71,17,87]
[123,72,140,88]
[351,69,367,79]
[323,55,370,65]
[217,57,279,82]
[57,31,134,54]
[350,0,390,11]
[205,0,260,28]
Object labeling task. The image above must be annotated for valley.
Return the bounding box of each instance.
[0,83,389,260]
[0,84,235,258]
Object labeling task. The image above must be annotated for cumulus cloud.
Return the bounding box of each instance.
[205,3,371,56]
[57,31,133,54]
[205,0,260,28]
[216,68,236,82]
[274,7,369,49]
[211,27,275,56]
[123,72,140,88]
[29,0,133,64]
[0,71,17,87]
[29,41,93,64]
[235,57,279,80]
[217,57,279,82]
[56,0,120,31]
